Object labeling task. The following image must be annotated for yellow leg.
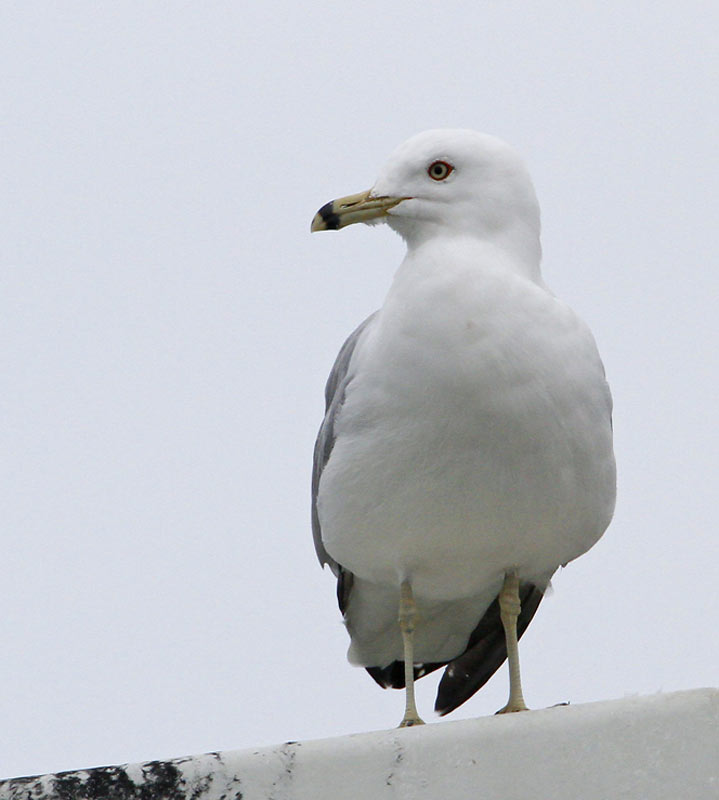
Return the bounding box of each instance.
[398,580,425,727]
[496,570,529,714]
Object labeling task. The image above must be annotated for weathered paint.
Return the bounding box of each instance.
[2,690,718,800]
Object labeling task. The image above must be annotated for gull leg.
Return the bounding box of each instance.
[496,570,529,714]
[398,580,425,727]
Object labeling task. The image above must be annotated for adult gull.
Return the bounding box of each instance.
[310,129,616,727]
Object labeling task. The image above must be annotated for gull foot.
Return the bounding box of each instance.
[495,701,529,715]
[398,715,425,728]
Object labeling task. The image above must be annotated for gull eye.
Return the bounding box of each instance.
[427,160,453,181]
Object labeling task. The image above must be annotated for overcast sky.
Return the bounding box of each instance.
[2,0,718,780]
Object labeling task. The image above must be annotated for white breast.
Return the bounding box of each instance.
[318,245,616,604]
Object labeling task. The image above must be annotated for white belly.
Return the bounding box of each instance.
[318,267,616,604]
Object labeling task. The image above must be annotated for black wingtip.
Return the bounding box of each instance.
[434,584,545,715]
[367,659,446,690]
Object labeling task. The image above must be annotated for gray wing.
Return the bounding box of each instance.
[311,312,378,574]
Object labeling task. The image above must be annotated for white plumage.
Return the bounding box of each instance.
[311,129,615,722]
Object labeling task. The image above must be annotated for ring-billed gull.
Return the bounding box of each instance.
[311,129,616,727]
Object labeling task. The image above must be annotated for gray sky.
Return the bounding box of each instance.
[2,0,718,779]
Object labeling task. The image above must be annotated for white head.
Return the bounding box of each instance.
[312,128,542,269]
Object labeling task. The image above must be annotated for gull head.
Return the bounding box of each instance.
[311,129,541,259]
